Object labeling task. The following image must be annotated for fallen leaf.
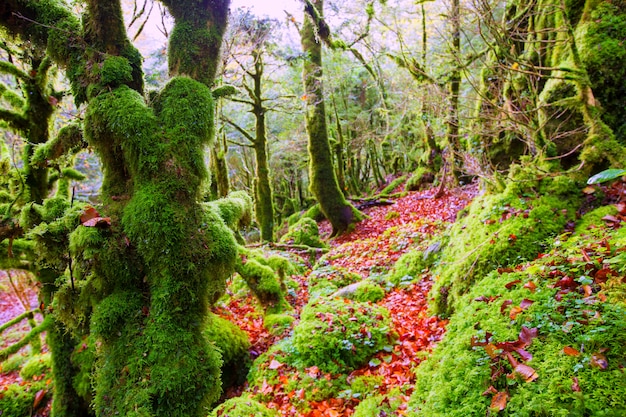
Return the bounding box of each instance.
[80,206,100,223]
[591,352,608,370]
[83,216,111,228]
[482,385,498,396]
[490,391,508,411]
[509,306,524,320]
[520,299,534,309]
[514,363,539,382]
[268,359,283,370]
[563,346,580,356]
[571,376,581,392]
[33,389,46,409]
[523,281,537,292]
[505,280,521,289]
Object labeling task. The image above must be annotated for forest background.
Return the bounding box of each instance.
[0,0,625,416]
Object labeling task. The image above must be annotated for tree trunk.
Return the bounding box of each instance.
[1,1,234,416]
[301,0,362,236]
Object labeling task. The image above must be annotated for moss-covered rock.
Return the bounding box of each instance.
[431,173,580,315]
[291,297,395,374]
[204,313,251,390]
[209,395,278,417]
[280,217,327,248]
[409,216,626,417]
[331,279,386,303]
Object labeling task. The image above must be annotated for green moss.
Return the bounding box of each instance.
[204,313,251,389]
[387,245,440,287]
[405,167,435,191]
[574,205,618,235]
[19,352,51,380]
[353,389,406,417]
[409,223,626,417]
[263,313,295,335]
[0,379,48,417]
[209,395,278,417]
[291,298,395,374]
[332,279,386,303]
[431,174,580,316]
[280,217,327,248]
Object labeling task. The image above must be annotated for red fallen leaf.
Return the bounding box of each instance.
[514,363,539,382]
[524,281,537,292]
[508,234,517,242]
[505,280,521,289]
[490,391,508,411]
[500,300,513,314]
[554,276,577,290]
[572,376,581,392]
[268,359,283,370]
[307,366,321,378]
[591,352,608,370]
[617,202,626,215]
[514,348,533,362]
[520,299,534,309]
[33,389,46,409]
[563,346,580,356]
[594,268,614,284]
[519,326,537,345]
[482,385,498,396]
[582,285,593,297]
[80,206,100,223]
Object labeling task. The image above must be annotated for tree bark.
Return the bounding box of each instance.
[301,0,362,236]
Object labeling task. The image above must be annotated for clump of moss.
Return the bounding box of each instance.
[291,297,395,374]
[209,395,278,417]
[409,218,626,416]
[204,313,251,390]
[280,217,327,248]
[308,264,362,300]
[353,388,406,417]
[19,352,51,380]
[331,279,386,303]
[387,242,441,287]
[0,379,49,417]
[405,167,435,191]
[430,173,580,315]
[263,313,295,335]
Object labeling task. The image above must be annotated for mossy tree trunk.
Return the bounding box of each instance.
[470,0,626,177]
[301,0,363,236]
[0,46,91,416]
[445,0,462,183]
[1,1,235,417]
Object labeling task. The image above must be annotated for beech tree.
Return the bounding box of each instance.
[301,0,363,236]
[0,1,239,416]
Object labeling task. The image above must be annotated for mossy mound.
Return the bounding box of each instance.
[387,242,441,287]
[19,352,52,380]
[209,395,278,417]
[204,313,251,390]
[291,297,396,374]
[353,389,406,417]
[0,379,49,417]
[431,173,580,315]
[280,217,327,248]
[409,211,626,417]
[308,264,363,300]
[331,279,386,303]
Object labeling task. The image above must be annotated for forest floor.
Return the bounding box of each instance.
[215,183,478,416]
[0,183,478,416]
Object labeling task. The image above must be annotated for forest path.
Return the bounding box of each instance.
[218,183,478,415]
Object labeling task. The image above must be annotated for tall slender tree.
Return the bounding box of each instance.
[301,0,363,236]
